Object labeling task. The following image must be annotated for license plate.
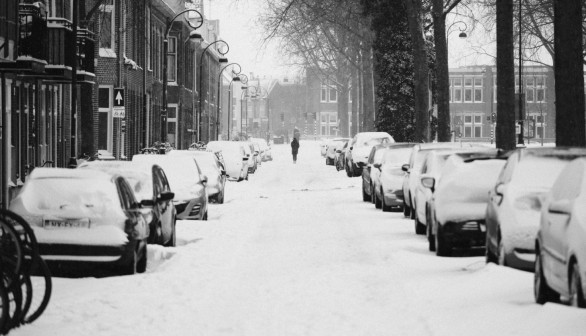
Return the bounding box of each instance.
[44,218,90,229]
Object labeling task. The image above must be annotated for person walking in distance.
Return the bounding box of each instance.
[291,137,300,163]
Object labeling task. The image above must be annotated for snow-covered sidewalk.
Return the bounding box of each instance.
[12,141,586,336]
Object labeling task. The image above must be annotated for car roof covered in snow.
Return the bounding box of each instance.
[28,167,116,182]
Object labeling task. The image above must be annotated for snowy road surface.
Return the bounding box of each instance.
[12,141,586,336]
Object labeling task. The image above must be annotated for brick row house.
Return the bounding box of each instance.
[0,0,225,207]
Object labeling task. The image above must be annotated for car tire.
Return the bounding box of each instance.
[137,244,147,273]
[122,242,147,275]
[381,190,392,212]
[485,240,498,264]
[534,249,559,304]
[202,212,208,221]
[164,219,176,247]
[346,161,353,178]
[409,198,416,220]
[414,216,425,235]
[216,190,225,204]
[570,262,586,308]
[427,221,436,252]
[362,185,371,202]
[435,224,452,257]
[370,184,376,204]
[326,157,333,165]
[403,203,411,217]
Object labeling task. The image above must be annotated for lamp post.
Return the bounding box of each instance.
[162,9,203,144]
[240,87,250,137]
[228,74,247,140]
[250,86,269,139]
[216,62,241,140]
[198,40,229,143]
[517,0,524,145]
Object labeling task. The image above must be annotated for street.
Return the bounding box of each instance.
[12,141,586,336]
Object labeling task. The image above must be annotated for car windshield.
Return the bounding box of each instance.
[373,148,386,164]
[23,177,120,213]
[194,154,220,175]
[513,156,576,189]
[79,163,153,201]
[383,148,413,167]
[358,137,388,148]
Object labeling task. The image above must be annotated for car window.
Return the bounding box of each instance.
[550,162,584,201]
[373,148,385,164]
[383,148,414,167]
[116,177,136,210]
[152,166,164,197]
[496,152,517,185]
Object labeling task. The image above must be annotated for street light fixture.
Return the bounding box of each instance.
[446,20,468,39]
[216,62,242,140]
[198,39,229,143]
[162,9,204,144]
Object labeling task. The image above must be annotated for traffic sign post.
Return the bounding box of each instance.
[113,88,125,118]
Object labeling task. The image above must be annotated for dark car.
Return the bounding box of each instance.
[79,161,177,247]
[485,147,586,271]
[361,144,390,203]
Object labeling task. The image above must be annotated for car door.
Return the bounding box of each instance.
[486,152,517,253]
[363,147,376,192]
[542,167,582,286]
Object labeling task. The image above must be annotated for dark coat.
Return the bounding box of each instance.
[291,138,300,154]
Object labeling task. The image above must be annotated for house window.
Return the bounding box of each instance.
[493,76,497,103]
[462,113,483,138]
[536,76,546,102]
[528,113,546,139]
[99,0,115,57]
[464,78,473,102]
[167,105,178,147]
[453,78,462,102]
[321,85,327,102]
[167,37,177,83]
[48,0,72,19]
[474,78,483,102]
[146,5,151,70]
[329,87,337,102]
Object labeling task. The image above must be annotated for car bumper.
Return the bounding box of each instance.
[383,190,404,208]
[441,220,487,247]
[504,248,536,271]
[175,198,207,220]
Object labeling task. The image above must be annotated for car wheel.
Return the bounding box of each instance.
[534,249,559,304]
[414,216,425,235]
[403,202,411,217]
[346,162,353,178]
[202,212,208,221]
[370,184,376,204]
[409,198,416,220]
[435,224,452,257]
[122,242,147,275]
[164,219,176,247]
[136,243,147,273]
[381,190,392,212]
[485,239,498,264]
[374,190,382,209]
[216,190,225,204]
[362,185,371,202]
[569,262,586,308]
[427,221,436,252]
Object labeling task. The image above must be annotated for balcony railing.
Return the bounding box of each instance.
[46,17,74,69]
[18,3,48,62]
[77,28,95,74]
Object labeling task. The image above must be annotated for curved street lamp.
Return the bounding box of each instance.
[198,40,229,142]
[216,62,242,140]
[162,9,204,144]
[250,86,269,139]
[446,20,468,39]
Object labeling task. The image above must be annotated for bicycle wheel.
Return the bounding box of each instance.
[21,257,51,324]
[0,220,23,289]
[0,283,8,334]
[0,210,39,275]
[2,280,23,333]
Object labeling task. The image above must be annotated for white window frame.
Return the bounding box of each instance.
[98,85,114,152]
[329,86,337,103]
[464,77,473,103]
[320,84,327,103]
[167,104,178,147]
[167,36,177,84]
[536,76,546,103]
[452,77,462,102]
[474,77,483,103]
[99,0,116,58]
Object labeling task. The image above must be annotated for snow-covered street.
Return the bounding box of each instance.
[12,141,586,336]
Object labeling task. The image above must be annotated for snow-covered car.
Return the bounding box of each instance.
[372,143,416,212]
[250,137,273,161]
[427,151,506,256]
[320,138,328,157]
[485,147,586,271]
[361,144,388,204]
[402,142,487,219]
[78,161,177,247]
[9,168,150,275]
[250,141,262,167]
[242,142,258,174]
[346,132,394,177]
[168,150,227,204]
[206,141,250,181]
[133,154,209,220]
[535,158,586,307]
[325,138,350,166]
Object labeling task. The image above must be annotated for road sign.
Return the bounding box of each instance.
[113,88,125,118]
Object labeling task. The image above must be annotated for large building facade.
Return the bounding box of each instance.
[1,0,226,207]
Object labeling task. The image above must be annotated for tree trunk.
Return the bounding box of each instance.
[554,0,585,147]
[432,0,450,142]
[362,44,376,132]
[496,0,517,150]
[351,66,359,136]
[338,80,350,137]
[404,0,430,142]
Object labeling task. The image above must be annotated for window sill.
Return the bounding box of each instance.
[99,48,117,58]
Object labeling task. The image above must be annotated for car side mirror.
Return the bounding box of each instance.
[336,149,342,154]
[548,199,572,215]
[421,176,435,191]
[141,199,155,207]
[243,156,249,161]
[221,169,227,176]
[201,175,208,184]
[349,146,353,150]
[495,183,505,196]
[157,191,175,202]
[401,164,410,172]
[373,163,382,169]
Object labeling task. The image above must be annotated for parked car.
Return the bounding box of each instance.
[346,132,394,177]
[9,168,150,275]
[241,141,258,174]
[486,147,586,271]
[206,141,250,181]
[372,144,416,212]
[251,137,273,161]
[168,150,227,204]
[402,142,486,219]
[335,142,349,172]
[535,158,586,307]
[361,144,389,203]
[273,135,285,145]
[250,141,263,167]
[78,161,177,247]
[325,138,350,166]
[426,151,506,255]
[133,154,209,220]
